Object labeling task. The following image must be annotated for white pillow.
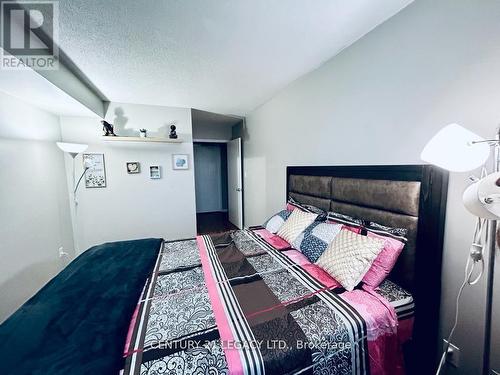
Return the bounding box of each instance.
[277,209,317,244]
[316,229,385,291]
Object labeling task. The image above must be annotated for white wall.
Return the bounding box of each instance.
[0,91,74,322]
[244,1,500,373]
[192,121,233,141]
[60,102,196,252]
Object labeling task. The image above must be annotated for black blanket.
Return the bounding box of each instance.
[0,238,162,375]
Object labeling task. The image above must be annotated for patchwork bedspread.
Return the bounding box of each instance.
[123,230,406,375]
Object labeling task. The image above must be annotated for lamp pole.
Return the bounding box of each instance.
[483,127,500,374]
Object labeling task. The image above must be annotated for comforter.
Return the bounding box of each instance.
[123,230,406,375]
[0,238,163,375]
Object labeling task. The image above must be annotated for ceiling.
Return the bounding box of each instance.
[53,0,412,116]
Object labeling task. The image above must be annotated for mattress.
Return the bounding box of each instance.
[376,279,415,321]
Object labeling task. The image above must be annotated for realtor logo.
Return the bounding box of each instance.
[1,1,59,69]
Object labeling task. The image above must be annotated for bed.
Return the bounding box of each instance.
[0,165,448,375]
[123,165,448,375]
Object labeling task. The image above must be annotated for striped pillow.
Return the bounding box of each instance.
[327,211,408,241]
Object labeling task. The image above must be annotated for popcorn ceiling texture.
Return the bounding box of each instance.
[55,0,412,115]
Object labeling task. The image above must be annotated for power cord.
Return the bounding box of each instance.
[435,218,486,375]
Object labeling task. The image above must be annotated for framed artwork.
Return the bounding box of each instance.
[150,165,161,179]
[172,154,189,170]
[83,153,106,188]
[126,162,140,174]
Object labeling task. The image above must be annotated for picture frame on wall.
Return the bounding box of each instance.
[150,165,161,179]
[172,154,189,170]
[83,153,106,188]
[126,162,140,174]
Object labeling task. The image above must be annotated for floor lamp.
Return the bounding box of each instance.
[421,124,499,375]
[56,142,89,254]
[56,142,89,204]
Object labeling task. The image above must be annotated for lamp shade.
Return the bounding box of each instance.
[421,124,490,172]
[463,171,500,219]
[56,142,88,157]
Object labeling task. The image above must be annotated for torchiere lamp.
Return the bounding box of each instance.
[56,142,89,205]
[421,123,500,375]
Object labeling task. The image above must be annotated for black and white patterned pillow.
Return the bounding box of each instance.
[288,197,327,221]
[327,211,408,241]
[292,221,343,262]
[263,210,292,234]
[364,221,408,241]
[327,211,365,227]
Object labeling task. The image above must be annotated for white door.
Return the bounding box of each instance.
[227,138,243,229]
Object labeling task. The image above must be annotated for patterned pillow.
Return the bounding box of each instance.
[292,222,343,262]
[263,210,292,234]
[326,211,364,227]
[316,229,385,291]
[327,211,408,240]
[277,209,318,244]
[364,221,408,241]
[287,197,327,220]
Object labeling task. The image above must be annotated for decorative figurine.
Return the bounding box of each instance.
[169,124,178,139]
[139,129,147,138]
[101,120,117,136]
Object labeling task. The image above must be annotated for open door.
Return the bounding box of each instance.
[227,138,243,229]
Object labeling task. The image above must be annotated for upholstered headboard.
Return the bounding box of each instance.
[286,165,448,373]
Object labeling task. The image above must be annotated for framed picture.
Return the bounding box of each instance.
[172,154,189,170]
[150,165,161,179]
[126,162,140,174]
[83,153,106,188]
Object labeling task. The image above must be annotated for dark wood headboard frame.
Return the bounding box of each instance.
[286,164,448,373]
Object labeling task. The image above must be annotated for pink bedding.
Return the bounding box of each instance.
[255,227,411,375]
[282,250,407,375]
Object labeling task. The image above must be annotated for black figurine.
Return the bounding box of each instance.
[102,120,117,136]
[169,124,178,139]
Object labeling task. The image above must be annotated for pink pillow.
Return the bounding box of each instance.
[339,224,362,234]
[303,264,341,289]
[282,248,342,289]
[362,232,405,288]
[283,250,310,266]
[253,228,291,250]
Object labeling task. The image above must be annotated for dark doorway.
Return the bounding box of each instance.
[194,142,236,234]
[196,212,237,235]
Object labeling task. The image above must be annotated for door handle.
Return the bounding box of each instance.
[236,188,242,192]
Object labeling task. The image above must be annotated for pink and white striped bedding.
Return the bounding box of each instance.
[122,229,412,375]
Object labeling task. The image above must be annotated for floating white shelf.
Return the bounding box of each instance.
[101,136,182,143]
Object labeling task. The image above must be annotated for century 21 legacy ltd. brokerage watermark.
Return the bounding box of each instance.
[1,1,59,69]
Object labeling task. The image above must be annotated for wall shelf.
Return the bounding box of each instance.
[101,136,182,143]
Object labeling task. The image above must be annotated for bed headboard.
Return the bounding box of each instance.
[286,165,448,372]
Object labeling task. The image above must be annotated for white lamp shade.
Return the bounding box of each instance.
[463,172,500,219]
[421,124,490,172]
[56,142,88,155]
